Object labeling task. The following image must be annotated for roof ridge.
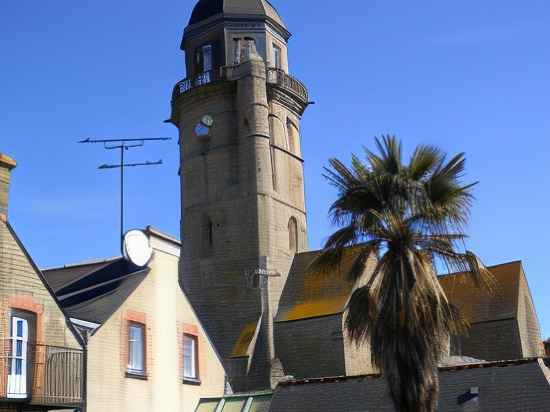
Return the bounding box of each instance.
[278,358,545,386]
[438,259,522,279]
[42,256,121,272]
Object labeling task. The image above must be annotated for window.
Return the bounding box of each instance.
[288,217,298,253]
[287,120,300,155]
[127,323,145,375]
[7,316,29,398]
[183,334,199,381]
[272,44,282,69]
[196,44,213,72]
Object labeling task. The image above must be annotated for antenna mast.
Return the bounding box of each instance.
[78,137,172,252]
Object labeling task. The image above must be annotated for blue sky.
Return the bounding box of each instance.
[1,1,549,338]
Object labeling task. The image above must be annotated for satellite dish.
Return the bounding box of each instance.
[123,230,153,267]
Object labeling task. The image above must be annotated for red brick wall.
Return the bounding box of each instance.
[544,340,550,357]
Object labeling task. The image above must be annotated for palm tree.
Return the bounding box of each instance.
[310,136,494,412]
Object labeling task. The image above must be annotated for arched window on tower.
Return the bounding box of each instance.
[288,217,299,253]
[287,119,300,157]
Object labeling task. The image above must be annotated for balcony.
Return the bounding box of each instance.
[171,67,309,105]
[0,340,84,408]
[266,68,308,103]
[172,70,220,101]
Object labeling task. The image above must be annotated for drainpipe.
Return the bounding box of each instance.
[79,329,89,412]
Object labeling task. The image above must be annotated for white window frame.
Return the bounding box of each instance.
[7,316,28,399]
[183,334,199,380]
[127,323,145,375]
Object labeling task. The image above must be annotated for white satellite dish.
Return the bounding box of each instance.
[123,230,153,267]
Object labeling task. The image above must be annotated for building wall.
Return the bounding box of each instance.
[0,221,79,348]
[0,220,81,408]
[86,233,225,412]
[174,43,308,390]
[275,315,346,379]
[516,268,544,357]
[442,261,540,361]
[458,319,523,362]
[342,312,374,376]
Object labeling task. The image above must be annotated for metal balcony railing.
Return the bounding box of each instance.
[266,68,308,103]
[0,340,83,407]
[171,67,309,104]
[172,70,219,101]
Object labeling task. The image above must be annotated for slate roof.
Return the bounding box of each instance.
[188,0,286,29]
[275,250,361,323]
[276,256,535,326]
[270,358,550,412]
[43,258,149,325]
[43,257,119,293]
[439,260,524,324]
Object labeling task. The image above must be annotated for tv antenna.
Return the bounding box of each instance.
[78,137,172,251]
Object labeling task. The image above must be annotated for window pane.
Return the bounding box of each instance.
[183,335,197,379]
[128,325,144,372]
[273,45,281,69]
[16,341,22,357]
[15,359,22,376]
[221,398,247,412]
[202,45,213,72]
[249,396,272,412]
[195,400,221,412]
[16,320,23,337]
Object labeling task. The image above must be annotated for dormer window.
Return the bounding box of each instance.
[272,44,282,69]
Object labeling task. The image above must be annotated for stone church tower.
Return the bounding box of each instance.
[169,0,309,391]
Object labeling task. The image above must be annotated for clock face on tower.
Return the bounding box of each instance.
[195,114,214,138]
[201,114,214,127]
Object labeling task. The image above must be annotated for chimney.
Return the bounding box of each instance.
[0,153,17,221]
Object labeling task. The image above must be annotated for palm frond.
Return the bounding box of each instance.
[316,136,491,412]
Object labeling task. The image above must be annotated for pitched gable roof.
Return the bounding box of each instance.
[43,258,149,325]
[1,220,84,347]
[439,261,523,324]
[275,249,374,323]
